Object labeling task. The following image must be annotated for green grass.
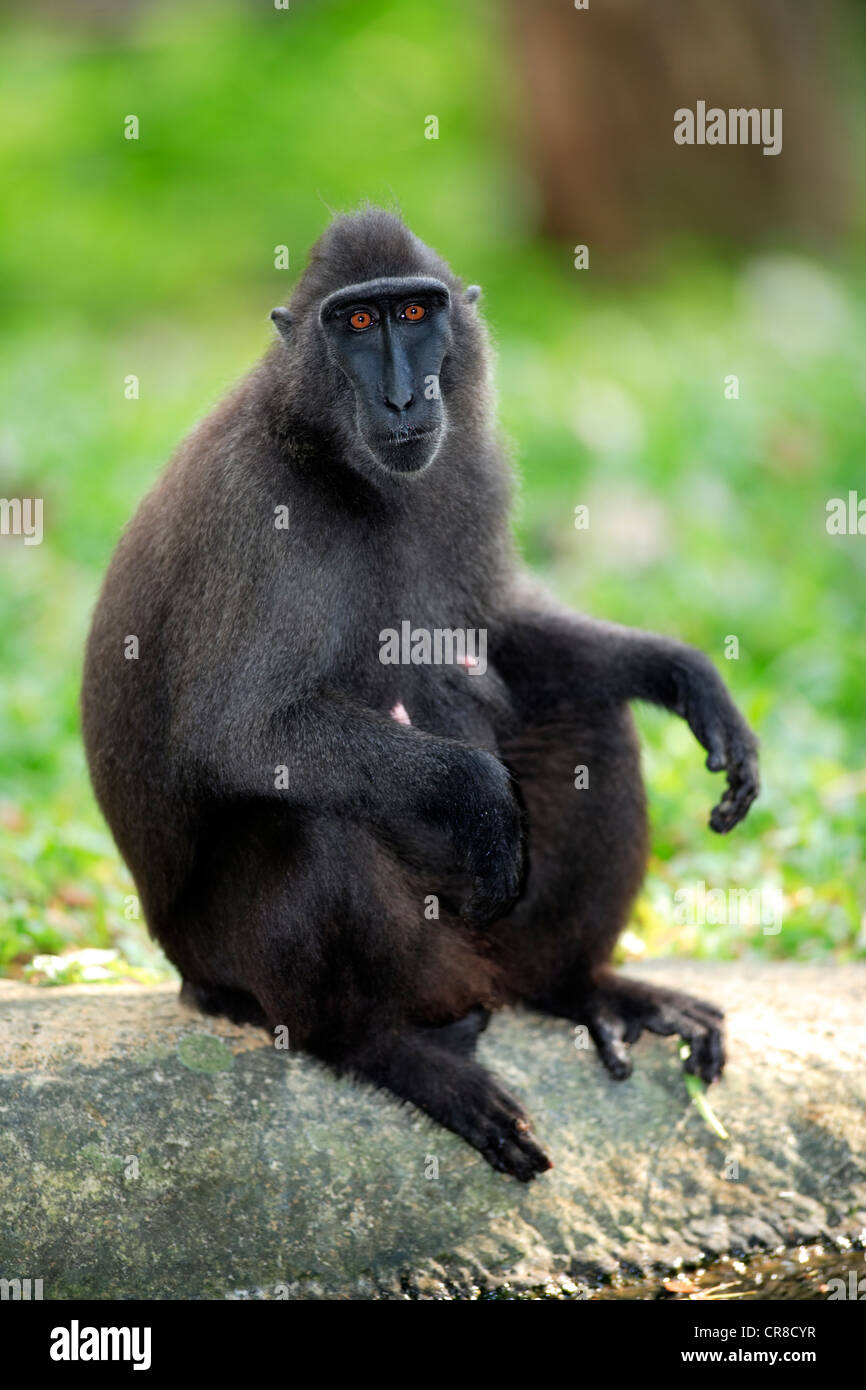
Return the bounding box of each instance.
[1,0,864,981]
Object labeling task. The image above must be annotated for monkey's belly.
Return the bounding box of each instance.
[378,662,510,752]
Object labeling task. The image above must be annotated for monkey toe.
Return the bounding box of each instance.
[679,1019,726,1084]
[586,1007,634,1081]
[596,1045,633,1082]
[468,1081,551,1180]
[642,997,726,1084]
[483,1131,553,1182]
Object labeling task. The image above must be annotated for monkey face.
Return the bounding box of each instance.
[318,276,452,475]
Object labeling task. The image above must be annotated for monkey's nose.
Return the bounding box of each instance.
[384,391,414,412]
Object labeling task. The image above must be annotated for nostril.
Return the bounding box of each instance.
[384,393,414,413]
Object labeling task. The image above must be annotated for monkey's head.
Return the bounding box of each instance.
[316,276,452,474]
[270,209,485,479]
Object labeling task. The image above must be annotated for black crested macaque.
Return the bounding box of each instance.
[82,209,759,1180]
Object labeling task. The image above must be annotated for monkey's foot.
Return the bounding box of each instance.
[579,971,725,1085]
[466,1076,554,1181]
[343,1029,552,1182]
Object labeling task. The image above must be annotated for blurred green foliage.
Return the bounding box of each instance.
[0,0,864,981]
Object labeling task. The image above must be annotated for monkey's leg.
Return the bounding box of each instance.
[491,707,648,996]
[178,811,546,1179]
[321,1024,552,1182]
[490,708,725,1084]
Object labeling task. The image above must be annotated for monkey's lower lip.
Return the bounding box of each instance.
[381,428,436,445]
[374,428,440,474]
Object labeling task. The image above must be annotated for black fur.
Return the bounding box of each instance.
[82,208,759,1179]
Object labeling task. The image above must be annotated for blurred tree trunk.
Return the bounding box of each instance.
[505,0,855,262]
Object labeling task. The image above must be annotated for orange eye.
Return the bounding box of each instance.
[349,309,374,330]
[402,303,426,321]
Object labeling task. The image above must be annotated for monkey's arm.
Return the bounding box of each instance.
[197,690,523,925]
[493,597,759,833]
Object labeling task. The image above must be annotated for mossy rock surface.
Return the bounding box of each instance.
[1,962,864,1300]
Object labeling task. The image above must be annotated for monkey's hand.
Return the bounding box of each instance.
[673,657,760,833]
[438,748,525,928]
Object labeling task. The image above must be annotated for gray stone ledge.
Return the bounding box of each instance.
[0,961,863,1299]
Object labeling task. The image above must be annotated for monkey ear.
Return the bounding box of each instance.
[463,285,482,305]
[270,307,293,340]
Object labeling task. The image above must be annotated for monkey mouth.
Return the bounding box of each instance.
[371,424,443,475]
[381,425,437,446]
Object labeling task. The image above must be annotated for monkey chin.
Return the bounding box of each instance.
[369,425,444,477]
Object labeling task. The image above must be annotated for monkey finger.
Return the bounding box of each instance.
[461,885,515,929]
[705,746,726,773]
[709,798,738,834]
[685,697,723,764]
[710,767,759,832]
[462,856,523,925]
[701,721,728,772]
